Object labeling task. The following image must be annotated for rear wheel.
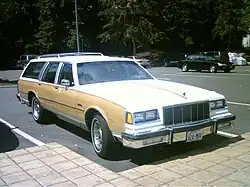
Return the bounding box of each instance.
[209,65,217,73]
[90,114,116,158]
[31,97,51,124]
[181,63,188,72]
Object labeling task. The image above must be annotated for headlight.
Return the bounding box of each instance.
[134,112,145,123]
[210,99,226,110]
[126,109,159,124]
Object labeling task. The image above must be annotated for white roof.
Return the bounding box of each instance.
[30,55,134,64]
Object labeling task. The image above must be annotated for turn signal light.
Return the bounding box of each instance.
[126,112,133,124]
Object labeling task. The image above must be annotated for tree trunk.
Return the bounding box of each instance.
[132,38,136,56]
[227,27,232,52]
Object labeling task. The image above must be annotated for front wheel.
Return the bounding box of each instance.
[181,63,188,72]
[209,65,217,73]
[91,114,116,158]
[31,97,51,124]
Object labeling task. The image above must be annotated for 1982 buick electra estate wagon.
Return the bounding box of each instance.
[16,52,236,158]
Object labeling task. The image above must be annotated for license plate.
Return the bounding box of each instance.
[186,129,203,142]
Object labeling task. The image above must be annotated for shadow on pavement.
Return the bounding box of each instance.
[129,134,243,166]
[54,118,243,165]
[0,122,19,153]
[55,119,91,142]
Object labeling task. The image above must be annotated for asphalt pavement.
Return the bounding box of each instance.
[0,66,249,172]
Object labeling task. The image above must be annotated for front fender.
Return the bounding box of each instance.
[84,105,109,126]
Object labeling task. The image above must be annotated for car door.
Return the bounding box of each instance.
[203,56,213,69]
[195,55,206,70]
[53,63,82,127]
[185,55,198,69]
[37,62,60,111]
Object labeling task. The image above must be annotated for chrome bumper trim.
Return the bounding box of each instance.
[121,113,235,149]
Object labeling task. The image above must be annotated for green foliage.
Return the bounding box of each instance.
[33,0,56,53]
[0,1,18,24]
[0,0,250,66]
[98,0,164,55]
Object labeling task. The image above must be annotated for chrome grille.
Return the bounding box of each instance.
[163,101,210,126]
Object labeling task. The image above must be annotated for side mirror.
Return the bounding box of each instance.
[61,79,71,87]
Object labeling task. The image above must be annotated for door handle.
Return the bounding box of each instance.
[54,86,58,89]
[38,83,41,86]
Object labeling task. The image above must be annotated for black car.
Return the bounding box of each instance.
[177,54,235,73]
[164,53,187,67]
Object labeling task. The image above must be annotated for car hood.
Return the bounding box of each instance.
[75,79,224,111]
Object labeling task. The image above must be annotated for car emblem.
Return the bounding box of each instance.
[183,92,186,96]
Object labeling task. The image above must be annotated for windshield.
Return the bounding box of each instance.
[205,56,217,61]
[77,61,153,85]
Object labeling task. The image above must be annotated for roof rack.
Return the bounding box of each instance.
[37,52,104,59]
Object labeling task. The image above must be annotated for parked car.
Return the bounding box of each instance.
[177,54,235,73]
[128,56,151,68]
[16,54,38,69]
[16,53,235,158]
[228,52,247,66]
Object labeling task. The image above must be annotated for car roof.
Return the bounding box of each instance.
[30,55,135,64]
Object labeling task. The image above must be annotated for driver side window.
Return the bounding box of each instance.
[197,56,205,61]
[58,63,74,86]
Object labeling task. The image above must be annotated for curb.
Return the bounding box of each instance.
[0,84,17,88]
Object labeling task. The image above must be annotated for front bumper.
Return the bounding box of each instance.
[121,113,236,149]
[218,64,235,70]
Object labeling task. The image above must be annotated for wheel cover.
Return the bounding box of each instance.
[182,64,187,71]
[210,66,215,72]
[91,118,103,153]
[32,98,40,121]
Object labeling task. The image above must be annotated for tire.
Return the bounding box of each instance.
[209,65,217,73]
[181,63,188,72]
[224,69,231,73]
[90,114,116,158]
[31,97,51,124]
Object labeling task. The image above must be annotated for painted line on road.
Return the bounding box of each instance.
[227,101,250,107]
[0,117,45,146]
[159,74,230,79]
[217,131,239,138]
[158,78,170,81]
[163,72,250,77]
[0,85,17,88]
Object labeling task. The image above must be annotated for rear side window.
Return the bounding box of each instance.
[42,62,60,83]
[22,62,46,79]
[187,55,196,60]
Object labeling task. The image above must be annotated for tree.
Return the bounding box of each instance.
[33,0,56,53]
[98,0,164,55]
[212,0,248,51]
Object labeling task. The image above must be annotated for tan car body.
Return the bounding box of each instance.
[17,55,236,155]
[18,76,126,135]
